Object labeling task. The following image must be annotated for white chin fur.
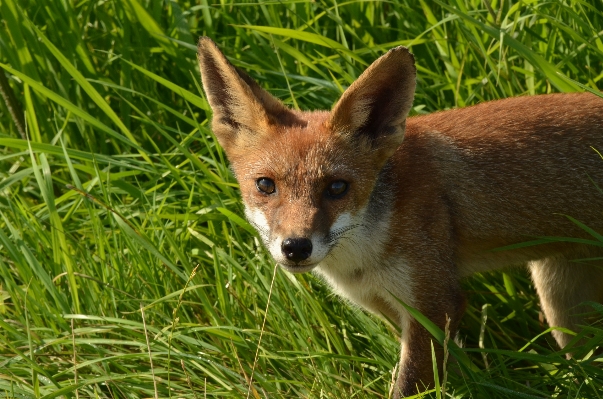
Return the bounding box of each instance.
[278,263,318,273]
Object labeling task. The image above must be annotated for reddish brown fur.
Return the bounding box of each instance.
[197,37,603,397]
[398,94,603,268]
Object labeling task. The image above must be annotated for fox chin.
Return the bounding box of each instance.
[197,36,603,398]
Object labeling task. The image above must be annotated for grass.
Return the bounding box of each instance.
[0,0,602,397]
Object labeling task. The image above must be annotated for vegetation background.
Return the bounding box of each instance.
[1,0,603,397]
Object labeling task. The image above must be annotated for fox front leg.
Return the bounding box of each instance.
[392,280,466,398]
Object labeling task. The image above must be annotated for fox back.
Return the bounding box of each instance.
[197,37,603,397]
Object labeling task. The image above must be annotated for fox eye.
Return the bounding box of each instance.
[326,180,348,198]
[256,178,276,194]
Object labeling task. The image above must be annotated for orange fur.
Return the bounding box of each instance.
[197,37,603,397]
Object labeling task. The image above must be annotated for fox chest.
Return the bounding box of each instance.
[312,222,414,321]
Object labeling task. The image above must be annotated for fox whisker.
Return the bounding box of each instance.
[325,224,361,244]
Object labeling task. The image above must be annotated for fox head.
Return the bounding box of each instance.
[197,37,416,273]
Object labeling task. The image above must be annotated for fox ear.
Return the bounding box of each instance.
[329,46,416,159]
[197,37,301,151]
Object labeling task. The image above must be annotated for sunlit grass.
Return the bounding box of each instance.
[1,0,602,397]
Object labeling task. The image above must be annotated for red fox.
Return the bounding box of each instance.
[197,37,603,397]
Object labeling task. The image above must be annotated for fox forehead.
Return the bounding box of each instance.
[240,137,355,183]
[230,112,369,186]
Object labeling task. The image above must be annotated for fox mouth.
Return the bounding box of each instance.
[278,261,319,274]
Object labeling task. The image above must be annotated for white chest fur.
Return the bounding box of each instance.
[313,208,414,322]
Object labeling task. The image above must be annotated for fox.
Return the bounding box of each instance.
[196,36,603,397]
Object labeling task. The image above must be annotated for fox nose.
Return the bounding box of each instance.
[281,237,312,263]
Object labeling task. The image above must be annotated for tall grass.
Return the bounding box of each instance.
[0,0,602,397]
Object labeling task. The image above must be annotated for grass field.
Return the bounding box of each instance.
[1,0,603,397]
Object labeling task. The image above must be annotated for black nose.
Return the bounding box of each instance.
[281,237,313,263]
